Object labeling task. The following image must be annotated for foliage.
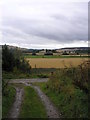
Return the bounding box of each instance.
[37,74,48,78]
[75,50,90,54]
[16,58,31,73]
[2,71,31,79]
[2,79,10,96]
[2,68,51,79]
[47,61,89,94]
[44,51,53,55]
[72,61,89,93]
[37,80,88,118]
[32,52,36,55]
[2,45,15,71]
[62,51,69,55]
[2,44,31,73]
[2,45,31,115]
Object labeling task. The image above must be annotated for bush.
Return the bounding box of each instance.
[32,52,36,55]
[73,61,89,93]
[37,74,48,78]
[19,58,31,73]
[62,51,69,55]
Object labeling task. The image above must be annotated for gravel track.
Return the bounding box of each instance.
[8,87,24,118]
[8,78,61,118]
[9,78,48,84]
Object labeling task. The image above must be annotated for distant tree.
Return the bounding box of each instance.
[46,49,48,52]
[52,50,57,53]
[62,51,69,55]
[69,51,71,54]
[32,52,36,55]
[44,52,53,55]
[76,52,79,55]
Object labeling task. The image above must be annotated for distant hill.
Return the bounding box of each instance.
[1,45,89,54]
[57,47,89,54]
[2,45,43,53]
[7,45,28,51]
[60,47,89,51]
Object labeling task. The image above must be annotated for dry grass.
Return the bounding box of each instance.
[26,58,89,68]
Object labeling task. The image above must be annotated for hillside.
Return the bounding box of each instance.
[1,45,89,55]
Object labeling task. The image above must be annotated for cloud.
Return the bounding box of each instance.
[1,0,88,49]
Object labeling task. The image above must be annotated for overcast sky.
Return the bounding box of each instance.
[0,0,88,49]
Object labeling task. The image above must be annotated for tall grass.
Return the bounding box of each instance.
[45,60,89,118]
[2,86,16,118]
[47,60,89,94]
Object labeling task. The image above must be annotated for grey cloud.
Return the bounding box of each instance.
[2,13,88,43]
[1,1,88,48]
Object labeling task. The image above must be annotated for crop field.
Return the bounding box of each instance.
[26,58,89,68]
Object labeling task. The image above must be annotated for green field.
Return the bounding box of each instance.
[23,54,89,58]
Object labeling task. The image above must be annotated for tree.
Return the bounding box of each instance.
[2,44,31,73]
[62,51,69,55]
[2,45,15,71]
[32,52,36,55]
[19,58,31,73]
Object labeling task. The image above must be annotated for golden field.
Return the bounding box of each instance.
[26,58,89,68]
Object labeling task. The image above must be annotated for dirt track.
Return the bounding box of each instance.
[9,78,48,84]
[8,87,24,118]
[9,78,61,118]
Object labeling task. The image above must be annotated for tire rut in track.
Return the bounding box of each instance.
[8,87,24,118]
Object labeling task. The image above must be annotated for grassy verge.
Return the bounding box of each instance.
[2,71,49,79]
[2,68,56,79]
[2,86,16,118]
[19,86,47,118]
[2,71,32,79]
[34,82,88,118]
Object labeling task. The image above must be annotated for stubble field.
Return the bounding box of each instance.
[26,58,88,68]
